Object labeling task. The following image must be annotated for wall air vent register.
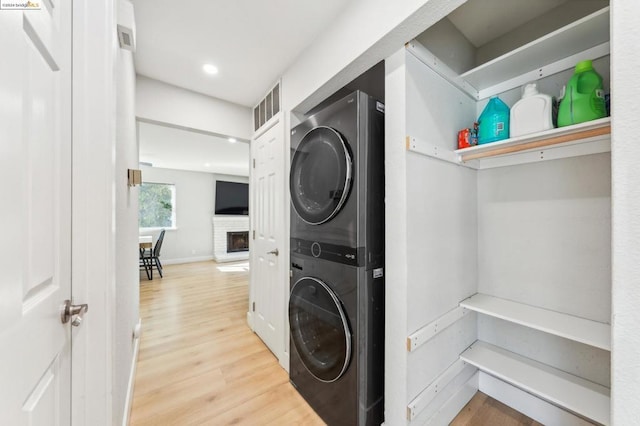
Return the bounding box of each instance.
[253,82,280,132]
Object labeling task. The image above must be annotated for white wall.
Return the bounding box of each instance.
[611,0,640,423]
[136,75,253,140]
[140,166,248,264]
[383,49,410,425]
[113,1,139,424]
[406,51,480,425]
[282,0,466,113]
[414,17,476,75]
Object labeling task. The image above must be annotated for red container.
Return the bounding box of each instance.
[458,128,478,149]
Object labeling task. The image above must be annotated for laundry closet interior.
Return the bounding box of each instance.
[384,0,611,424]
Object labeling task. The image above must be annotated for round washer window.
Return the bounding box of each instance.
[290,126,352,225]
[289,277,351,382]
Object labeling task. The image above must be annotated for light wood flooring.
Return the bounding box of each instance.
[451,392,543,426]
[130,261,324,425]
[130,261,541,426]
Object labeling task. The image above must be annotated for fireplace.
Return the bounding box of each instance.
[212,216,249,262]
[227,231,249,253]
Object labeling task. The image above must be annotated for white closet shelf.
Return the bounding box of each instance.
[460,341,610,425]
[455,117,611,165]
[460,293,610,351]
[407,7,609,100]
[460,7,610,92]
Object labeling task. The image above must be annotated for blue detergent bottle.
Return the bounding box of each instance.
[478,96,510,144]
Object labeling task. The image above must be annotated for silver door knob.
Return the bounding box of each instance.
[61,300,89,327]
[267,248,279,256]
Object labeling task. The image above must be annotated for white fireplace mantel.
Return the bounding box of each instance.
[212,215,250,262]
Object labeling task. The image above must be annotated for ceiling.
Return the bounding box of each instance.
[132,0,351,108]
[138,121,250,176]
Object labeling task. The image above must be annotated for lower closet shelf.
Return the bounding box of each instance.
[460,293,611,350]
[460,341,610,425]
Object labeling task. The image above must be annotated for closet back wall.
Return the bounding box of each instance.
[140,165,248,264]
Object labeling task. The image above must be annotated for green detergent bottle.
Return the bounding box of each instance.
[557,60,607,127]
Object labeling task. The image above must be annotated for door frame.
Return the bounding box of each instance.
[71,0,117,423]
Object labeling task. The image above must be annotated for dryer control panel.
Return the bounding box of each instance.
[290,238,364,267]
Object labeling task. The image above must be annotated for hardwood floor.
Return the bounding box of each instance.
[451,392,543,426]
[130,261,541,426]
[130,261,324,425]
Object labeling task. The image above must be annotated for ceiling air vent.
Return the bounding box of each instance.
[254,82,281,132]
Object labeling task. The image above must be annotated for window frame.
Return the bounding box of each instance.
[138,181,177,231]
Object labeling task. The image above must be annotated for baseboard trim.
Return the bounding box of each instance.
[122,319,142,426]
[426,372,478,425]
[213,252,250,263]
[279,350,289,373]
[162,255,214,265]
[247,311,254,330]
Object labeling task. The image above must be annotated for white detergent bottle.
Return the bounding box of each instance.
[509,83,554,137]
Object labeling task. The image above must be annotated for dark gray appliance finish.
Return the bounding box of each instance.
[289,253,384,426]
[289,91,385,269]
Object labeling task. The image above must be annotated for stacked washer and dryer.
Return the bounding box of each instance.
[288,91,385,426]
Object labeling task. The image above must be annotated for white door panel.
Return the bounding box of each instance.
[0,2,72,424]
[250,118,285,361]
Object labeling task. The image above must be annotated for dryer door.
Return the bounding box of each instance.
[290,126,352,225]
[289,277,351,383]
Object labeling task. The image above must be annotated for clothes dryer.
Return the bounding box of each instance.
[289,91,384,268]
[289,252,384,426]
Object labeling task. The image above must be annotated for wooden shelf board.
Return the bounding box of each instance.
[460,293,610,351]
[460,341,610,425]
[455,117,611,163]
[460,7,610,91]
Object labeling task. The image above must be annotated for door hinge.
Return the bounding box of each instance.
[253,159,255,168]
[252,301,256,311]
[253,230,255,240]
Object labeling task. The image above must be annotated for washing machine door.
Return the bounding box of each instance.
[290,126,352,225]
[289,277,351,382]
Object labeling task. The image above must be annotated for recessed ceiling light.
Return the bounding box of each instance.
[228,138,237,143]
[203,64,218,75]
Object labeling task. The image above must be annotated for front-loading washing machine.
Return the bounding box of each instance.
[289,252,384,426]
[289,90,384,268]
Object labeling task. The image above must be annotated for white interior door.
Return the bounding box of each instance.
[0,1,73,423]
[250,117,285,362]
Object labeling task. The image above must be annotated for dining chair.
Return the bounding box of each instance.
[139,229,165,279]
[151,229,165,278]
[139,245,152,280]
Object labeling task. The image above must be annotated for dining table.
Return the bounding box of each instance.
[139,235,152,250]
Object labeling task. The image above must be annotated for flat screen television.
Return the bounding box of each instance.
[215,181,249,215]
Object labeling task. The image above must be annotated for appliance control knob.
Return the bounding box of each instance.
[311,242,321,258]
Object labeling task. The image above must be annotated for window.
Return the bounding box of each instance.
[139,182,176,229]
